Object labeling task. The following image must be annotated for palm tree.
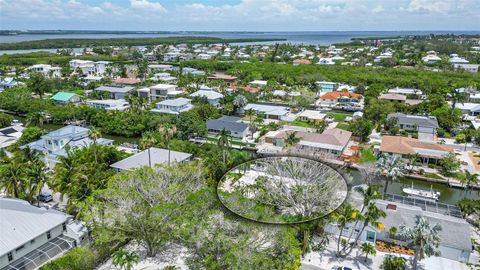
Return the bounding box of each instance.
[0,160,24,198]
[217,129,231,163]
[158,124,177,166]
[88,126,101,163]
[284,131,300,150]
[312,120,328,133]
[334,203,358,256]
[399,215,442,270]
[112,249,139,270]
[26,112,47,127]
[49,146,77,201]
[139,131,158,168]
[361,242,376,262]
[462,169,478,191]
[376,154,405,194]
[233,94,247,112]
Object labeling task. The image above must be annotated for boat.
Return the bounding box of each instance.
[402,183,440,201]
[10,119,23,126]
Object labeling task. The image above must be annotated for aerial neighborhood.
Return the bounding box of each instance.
[0,32,479,270]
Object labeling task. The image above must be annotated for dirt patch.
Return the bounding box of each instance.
[376,240,415,256]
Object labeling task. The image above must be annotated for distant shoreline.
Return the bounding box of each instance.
[0,36,286,50]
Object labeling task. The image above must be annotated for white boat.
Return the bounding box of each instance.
[402,183,440,201]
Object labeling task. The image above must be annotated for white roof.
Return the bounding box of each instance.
[249,80,268,86]
[150,84,177,90]
[244,103,289,116]
[297,110,326,120]
[189,90,223,100]
[0,198,70,256]
[156,97,191,106]
[456,102,480,112]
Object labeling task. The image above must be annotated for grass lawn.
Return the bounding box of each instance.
[326,112,352,122]
[290,119,314,128]
[359,147,376,164]
[336,123,350,131]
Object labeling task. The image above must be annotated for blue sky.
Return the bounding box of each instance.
[0,0,479,31]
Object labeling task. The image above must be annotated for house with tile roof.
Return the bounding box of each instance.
[317,91,363,110]
[379,135,453,164]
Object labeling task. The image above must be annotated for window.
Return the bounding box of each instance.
[7,252,13,262]
[62,223,67,231]
[30,239,35,244]
[46,231,51,240]
[15,245,24,252]
[366,231,376,242]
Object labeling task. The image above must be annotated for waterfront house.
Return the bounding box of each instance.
[110,147,192,171]
[0,198,88,270]
[189,89,224,106]
[207,116,249,139]
[379,135,453,164]
[263,128,352,157]
[27,64,61,78]
[316,81,338,94]
[317,91,363,110]
[138,84,182,101]
[24,125,113,168]
[50,92,81,105]
[95,85,134,100]
[297,110,326,122]
[151,98,193,115]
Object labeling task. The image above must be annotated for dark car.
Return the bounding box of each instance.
[37,192,53,203]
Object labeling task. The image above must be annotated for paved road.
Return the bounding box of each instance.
[301,264,325,270]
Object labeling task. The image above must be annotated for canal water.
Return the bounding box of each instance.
[347,169,479,205]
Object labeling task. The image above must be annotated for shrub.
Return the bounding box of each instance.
[40,247,95,270]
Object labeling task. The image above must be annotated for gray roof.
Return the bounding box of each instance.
[156,98,191,107]
[110,147,192,171]
[374,200,472,251]
[0,198,70,256]
[244,103,290,116]
[95,85,134,93]
[387,113,439,129]
[207,116,249,133]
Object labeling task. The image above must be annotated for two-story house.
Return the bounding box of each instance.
[151,98,193,115]
[24,125,113,168]
[95,85,134,100]
[387,113,439,141]
[137,84,182,101]
[189,89,224,107]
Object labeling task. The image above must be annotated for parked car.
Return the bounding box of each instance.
[331,267,353,270]
[37,192,53,203]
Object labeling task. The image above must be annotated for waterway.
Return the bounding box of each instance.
[2,30,480,55]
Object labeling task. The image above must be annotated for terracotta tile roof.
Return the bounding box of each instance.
[228,86,258,92]
[113,78,140,85]
[320,91,363,100]
[293,59,312,64]
[380,136,453,157]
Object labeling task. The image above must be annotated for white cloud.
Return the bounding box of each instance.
[130,0,166,13]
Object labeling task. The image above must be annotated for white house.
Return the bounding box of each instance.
[151,73,177,83]
[0,77,20,91]
[454,64,479,73]
[0,125,25,149]
[249,80,268,87]
[207,116,249,139]
[87,99,129,111]
[189,89,224,106]
[69,60,95,75]
[27,64,61,78]
[138,84,182,101]
[317,58,335,65]
[0,198,88,270]
[244,103,290,120]
[151,98,193,115]
[422,54,442,63]
[95,85,134,100]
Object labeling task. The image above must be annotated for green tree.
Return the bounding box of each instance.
[361,242,376,262]
[112,249,139,270]
[347,118,373,142]
[284,131,300,150]
[461,169,478,191]
[439,152,460,177]
[382,255,407,270]
[88,126,101,163]
[158,124,177,166]
[376,154,405,194]
[399,215,442,270]
[217,129,231,163]
[27,72,53,99]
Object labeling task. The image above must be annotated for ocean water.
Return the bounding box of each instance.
[1,31,479,55]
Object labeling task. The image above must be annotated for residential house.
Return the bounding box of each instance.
[227,86,258,93]
[326,199,472,263]
[317,91,363,111]
[456,102,480,116]
[263,128,352,156]
[454,64,479,73]
[182,67,205,76]
[292,59,311,65]
[148,64,173,72]
[138,84,182,101]
[24,125,113,168]
[297,110,326,122]
[422,53,442,63]
[0,198,88,270]
[244,103,290,120]
[151,98,193,115]
[449,55,469,65]
[189,89,224,106]
[207,74,237,85]
[387,87,424,98]
[151,73,177,83]
[317,58,335,65]
[87,99,129,111]
[379,135,453,164]
[0,77,20,91]
[50,92,81,105]
[378,93,407,103]
[0,125,25,149]
[164,52,182,62]
[207,116,249,139]
[27,64,61,78]
[387,113,439,141]
[110,147,192,171]
[95,85,134,99]
[69,60,95,75]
